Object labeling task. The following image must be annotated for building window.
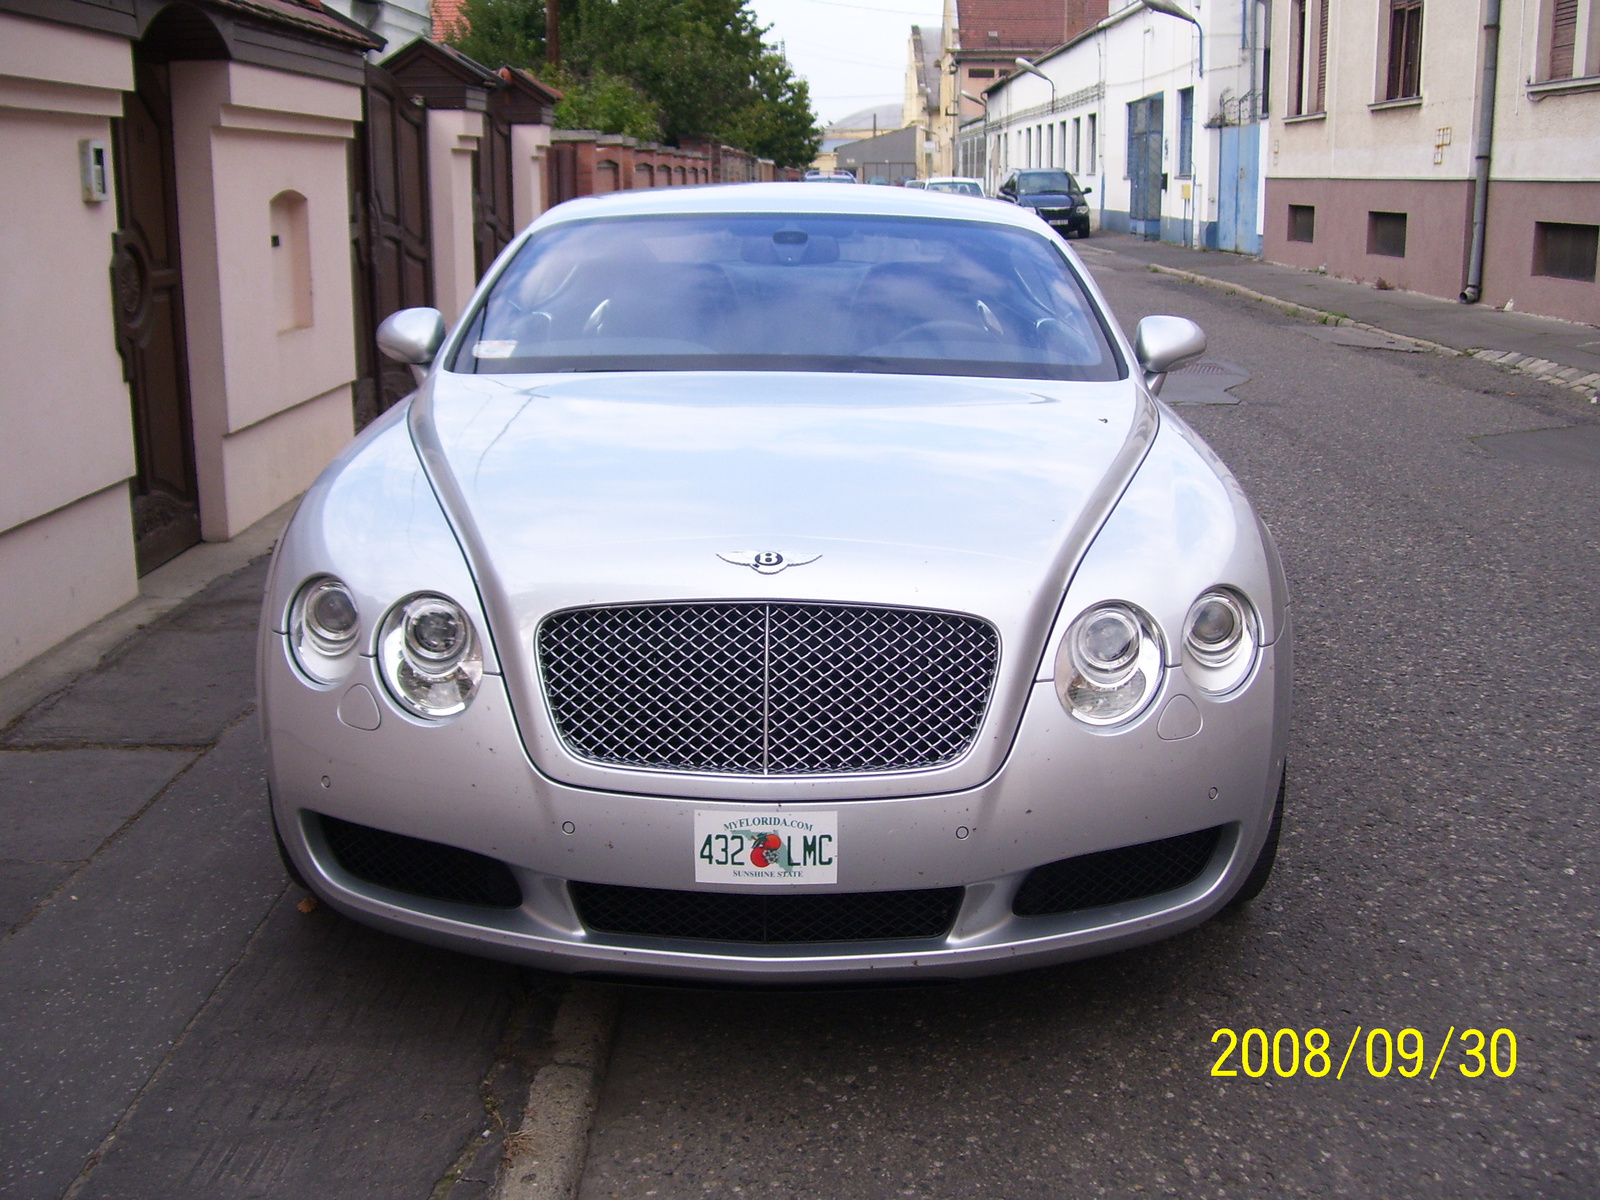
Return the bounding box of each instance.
[1368,211,1408,257]
[1385,0,1424,100]
[969,68,995,79]
[1087,112,1098,170]
[1543,0,1598,79]
[1288,204,1316,243]
[1178,87,1194,176]
[1533,222,1599,281]
[1072,117,1082,172]
[1290,0,1330,114]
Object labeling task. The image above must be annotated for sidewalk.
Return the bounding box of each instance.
[0,511,556,1199]
[1090,234,1600,401]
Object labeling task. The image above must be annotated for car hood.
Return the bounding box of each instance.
[1020,194,1081,206]
[410,370,1156,798]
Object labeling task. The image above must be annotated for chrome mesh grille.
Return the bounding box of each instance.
[538,602,1000,775]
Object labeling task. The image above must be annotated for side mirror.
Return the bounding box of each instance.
[377,307,446,368]
[1082,186,1093,195]
[1134,315,1206,391]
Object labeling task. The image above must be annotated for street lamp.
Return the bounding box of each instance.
[1013,57,1056,108]
[1137,0,1204,76]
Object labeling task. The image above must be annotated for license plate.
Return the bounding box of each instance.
[694,810,838,885]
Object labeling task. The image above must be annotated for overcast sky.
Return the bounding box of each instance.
[746,0,945,127]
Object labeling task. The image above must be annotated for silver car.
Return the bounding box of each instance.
[261,184,1290,983]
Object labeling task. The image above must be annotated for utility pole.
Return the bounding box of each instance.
[547,0,560,67]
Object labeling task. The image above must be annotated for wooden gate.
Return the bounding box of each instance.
[350,63,433,425]
[111,60,201,574]
[475,104,515,276]
[548,142,579,207]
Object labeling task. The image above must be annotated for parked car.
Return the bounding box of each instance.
[903,178,926,189]
[997,168,1093,238]
[262,184,1290,984]
[803,169,858,183]
[922,176,987,198]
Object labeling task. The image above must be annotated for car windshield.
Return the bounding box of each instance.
[1016,171,1080,196]
[450,213,1122,381]
[926,180,983,196]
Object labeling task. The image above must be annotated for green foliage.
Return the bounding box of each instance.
[441,0,546,74]
[443,0,821,167]
[549,68,662,142]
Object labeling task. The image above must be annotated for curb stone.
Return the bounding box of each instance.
[495,982,622,1200]
[1140,261,1600,403]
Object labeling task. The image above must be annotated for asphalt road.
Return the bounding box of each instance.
[574,247,1600,1199]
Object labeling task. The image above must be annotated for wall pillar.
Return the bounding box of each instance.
[510,121,551,230]
[427,107,484,321]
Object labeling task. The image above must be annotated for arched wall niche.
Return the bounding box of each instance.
[269,190,313,331]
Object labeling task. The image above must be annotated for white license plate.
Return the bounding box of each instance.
[694,810,838,885]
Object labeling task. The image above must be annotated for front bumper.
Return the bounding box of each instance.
[263,627,1289,983]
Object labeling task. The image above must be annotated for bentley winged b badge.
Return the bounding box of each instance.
[716,549,821,575]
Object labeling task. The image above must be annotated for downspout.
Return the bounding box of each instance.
[1461,0,1501,303]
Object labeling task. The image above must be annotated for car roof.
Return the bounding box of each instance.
[531,181,1040,232]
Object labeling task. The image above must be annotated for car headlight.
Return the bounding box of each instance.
[1182,588,1259,693]
[289,576,360,683]
[378,594,483,718]
[1055,602,1164,724]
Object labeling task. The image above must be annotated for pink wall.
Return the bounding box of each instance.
[1481,180,1600,325]
[1263,178,1474,299]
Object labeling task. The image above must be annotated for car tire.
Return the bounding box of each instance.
[1228,766,1285,907]
[270,798,309,890]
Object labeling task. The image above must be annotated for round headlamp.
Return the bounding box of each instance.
[1055,601,1163,725]
[378,594,482,718]
[289,576,359,683]
[1182,588,1258,693]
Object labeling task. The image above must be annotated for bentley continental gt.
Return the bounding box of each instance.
[260,183,1290,983]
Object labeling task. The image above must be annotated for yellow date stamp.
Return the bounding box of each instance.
[1209,1026,1517,1080]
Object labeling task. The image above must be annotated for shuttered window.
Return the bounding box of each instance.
[1550,0,1579,78]
[1289,0,1330,115]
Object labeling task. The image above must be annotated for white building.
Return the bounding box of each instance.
[965,0,1272,253]
[1266,0,1600,325]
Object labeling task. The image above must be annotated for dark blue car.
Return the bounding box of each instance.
[997,169,1093,239]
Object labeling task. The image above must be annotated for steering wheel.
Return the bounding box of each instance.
[1034,317,1095,361]
[884,319,994,346]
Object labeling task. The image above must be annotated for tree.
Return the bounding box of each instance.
[443,0,821,167]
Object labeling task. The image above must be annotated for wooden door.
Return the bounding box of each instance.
[111,61,200,575]
[547,142,578,208]
[474,109,515,277]
[351,64,433,425]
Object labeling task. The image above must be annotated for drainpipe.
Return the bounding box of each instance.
[1461,0,1501,304]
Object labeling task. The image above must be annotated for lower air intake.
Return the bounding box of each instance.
[319,814,523,909]
[570,882,963,944]
[1012,827,1223,917]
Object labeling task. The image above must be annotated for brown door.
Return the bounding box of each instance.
[351,63,433,426]
[111,60,201,574]
[474,108,515,277]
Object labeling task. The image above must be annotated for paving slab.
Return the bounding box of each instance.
[0,747,197,932]
[72,895,531,1200]
[2,560,269,748]
[0,721,283,1198]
